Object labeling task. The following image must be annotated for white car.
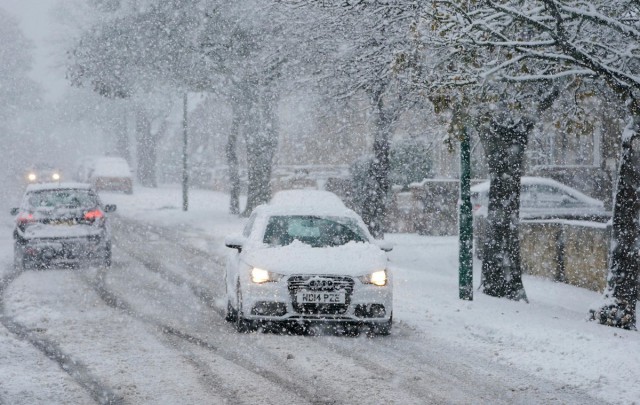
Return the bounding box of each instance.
[89,157,133,194]
[471,176,611,258]
[224,190,393,335]
[471,176,610,221]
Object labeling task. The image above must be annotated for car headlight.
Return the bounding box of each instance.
[52,173,60,181]
[28,173,37,182]
[358,270,388,286]
[250,267,283,283]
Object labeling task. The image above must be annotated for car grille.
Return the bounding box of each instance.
[288,275,355,315]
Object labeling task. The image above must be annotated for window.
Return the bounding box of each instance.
[243,213,257,237]
[263,215,367,247]
[27,189,98,209]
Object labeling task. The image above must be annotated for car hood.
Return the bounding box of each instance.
[241,241,389,276]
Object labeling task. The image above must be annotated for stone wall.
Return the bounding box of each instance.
[520,220,609,292]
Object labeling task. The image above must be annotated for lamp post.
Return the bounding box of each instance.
[458,109,473,300]
[182,92,189,212]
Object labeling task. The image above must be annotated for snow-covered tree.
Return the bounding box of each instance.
[429,0,640,327]
[199,1,292,215]
[68,0,305,212]
[0,9,42,172]
[0,10,41,122]
[67,0,212,187]
[289,0,427,237]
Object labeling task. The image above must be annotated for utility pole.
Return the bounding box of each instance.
[458,106,473,300]
[182,92,189,211]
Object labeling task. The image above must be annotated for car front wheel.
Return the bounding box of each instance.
[235,284,256,333]
[102,243,112,267]
[367,314,392,336]
[13,244,24,269]
[225,300,237,323]
[13,242,31,270]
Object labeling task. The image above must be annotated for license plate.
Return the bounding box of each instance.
[296,291,345,304]
[53,220,75,226]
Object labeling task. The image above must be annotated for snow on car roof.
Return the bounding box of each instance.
[269,189,348,210]
[92,157,132,177]
[254,190,358,219]
[256,203,359,218]
[470,176,604,206]
[25,182,93,192]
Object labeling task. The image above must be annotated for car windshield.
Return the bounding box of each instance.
[262,215,368,247]
[27,189,98,209]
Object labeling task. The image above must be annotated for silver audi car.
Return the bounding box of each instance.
[224,190,393,335]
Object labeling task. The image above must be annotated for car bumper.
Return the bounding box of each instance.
[19,235,109,263]
[92,177,133,192]
[240,276,393,323]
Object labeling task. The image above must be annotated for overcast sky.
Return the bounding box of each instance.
[0,0,68,101]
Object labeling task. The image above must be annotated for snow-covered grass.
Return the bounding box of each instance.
[96,184,640,404]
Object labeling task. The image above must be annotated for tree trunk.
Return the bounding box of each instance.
[227,103,241,215]
[115,103,131,164]
[135,108,158,188]
[590,118,640,330]
[360,91,391,238]
[242,87,278,216]
[480,114,532,301]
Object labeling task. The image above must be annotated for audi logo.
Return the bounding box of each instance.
[307,278,334,291]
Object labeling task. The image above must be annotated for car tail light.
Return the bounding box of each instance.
[84,209,104,221]
[17,212,34,224]
[473,204,482,213]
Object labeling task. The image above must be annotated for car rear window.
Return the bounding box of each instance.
[263,215,367,247]
[27,189,98,209]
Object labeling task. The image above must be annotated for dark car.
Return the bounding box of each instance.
[23,164,62,185]
[11,183,116,269]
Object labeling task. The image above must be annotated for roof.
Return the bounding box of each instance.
[25,182,93,192]
[251,190,358,219]
[92,157,132,177]
[470,176,604,207]
[270,189,347,210]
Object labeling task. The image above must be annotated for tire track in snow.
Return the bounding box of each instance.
[79,258,341,405]
[109,217,439,404]
[312,322,604,404]
[109,217,605,404]
[111,218,222,314]
[0,265,123,405]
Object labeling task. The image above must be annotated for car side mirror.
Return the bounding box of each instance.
[376,240,394,252]
[104,204,117,213]
[225,234,246,251]
[10,208,19,216]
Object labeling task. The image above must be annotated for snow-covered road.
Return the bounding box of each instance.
[2,185,638,404]
[0,213,603,404]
